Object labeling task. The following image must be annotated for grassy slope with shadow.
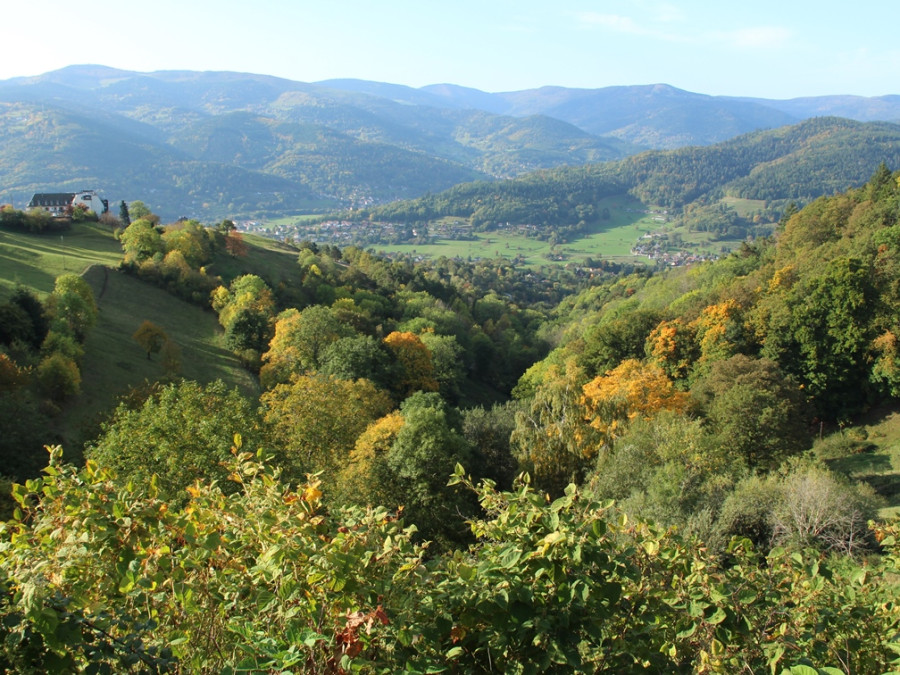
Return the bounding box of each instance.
[0,222,122,301]
[815,404,900,519]
[0,224,301,460]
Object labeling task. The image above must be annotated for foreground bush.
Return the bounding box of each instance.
[0,449,899,673]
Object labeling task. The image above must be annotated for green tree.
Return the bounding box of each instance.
[764,257,877,418]
[319,335,392,388]
[86,380,261,498]
[211,274,276,332]
[127,200,153,221]
[588,412,735,540]
[461,402,520,490]
[161,220,212,268]
[0,287,49,350]
[261,306,351,387]
[0,303,33,350]
[118,199,130,226]
[119,219,164,263]
[260,374,393,487]
[419,332,465,402]
[692,355,810,470]
[224,307,274,358]
[0,355,51,479]
[383,392,475,543]
[581,309,660,377]
[46,274,97,341]
[511,359,599,495]
[35,352,81,402]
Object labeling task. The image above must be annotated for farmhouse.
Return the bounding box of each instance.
[26,190,109,216]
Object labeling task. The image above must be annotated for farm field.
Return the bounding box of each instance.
[370,196,748,267]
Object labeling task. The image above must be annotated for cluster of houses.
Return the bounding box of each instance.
[631,232,720,267]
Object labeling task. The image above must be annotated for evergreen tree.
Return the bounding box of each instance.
[118,200,131,227]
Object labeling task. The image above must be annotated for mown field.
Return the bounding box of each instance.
[0,222,122,301]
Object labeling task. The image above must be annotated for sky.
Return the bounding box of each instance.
[2,0,898,99]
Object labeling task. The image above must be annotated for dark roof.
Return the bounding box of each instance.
[27,193,75,207]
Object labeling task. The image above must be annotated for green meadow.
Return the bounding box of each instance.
[817,406,900,520]
[0,223,122,301]
[375,196,660,267]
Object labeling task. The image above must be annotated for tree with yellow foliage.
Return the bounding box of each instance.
[511,359,601,495]
[383,331,439,400]
[260,373,393,487]
[689,298,748,376]
[132,320,168,360]
[338,412,405,507]
[210,274,275,332]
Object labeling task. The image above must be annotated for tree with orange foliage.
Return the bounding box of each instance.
[581,358,688,442]
[644,318,697,381]
[224,229,248,258]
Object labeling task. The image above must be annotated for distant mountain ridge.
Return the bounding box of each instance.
[322,79,900,146]
[0,65,898,220]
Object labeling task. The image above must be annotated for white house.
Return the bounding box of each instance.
[26,190,109,216]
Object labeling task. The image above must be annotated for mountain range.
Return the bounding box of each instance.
[0,65,899,221]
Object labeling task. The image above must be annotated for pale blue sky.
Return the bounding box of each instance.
[3,0,898,98]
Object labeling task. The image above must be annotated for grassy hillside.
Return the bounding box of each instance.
[0,222,122,301]
[816,404,900,519]
[0,224,305,453]
[204,232,305,288]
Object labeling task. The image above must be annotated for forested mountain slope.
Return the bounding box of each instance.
[363,118,900,240]
[0,67,624,218]
[3,66,899,224]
